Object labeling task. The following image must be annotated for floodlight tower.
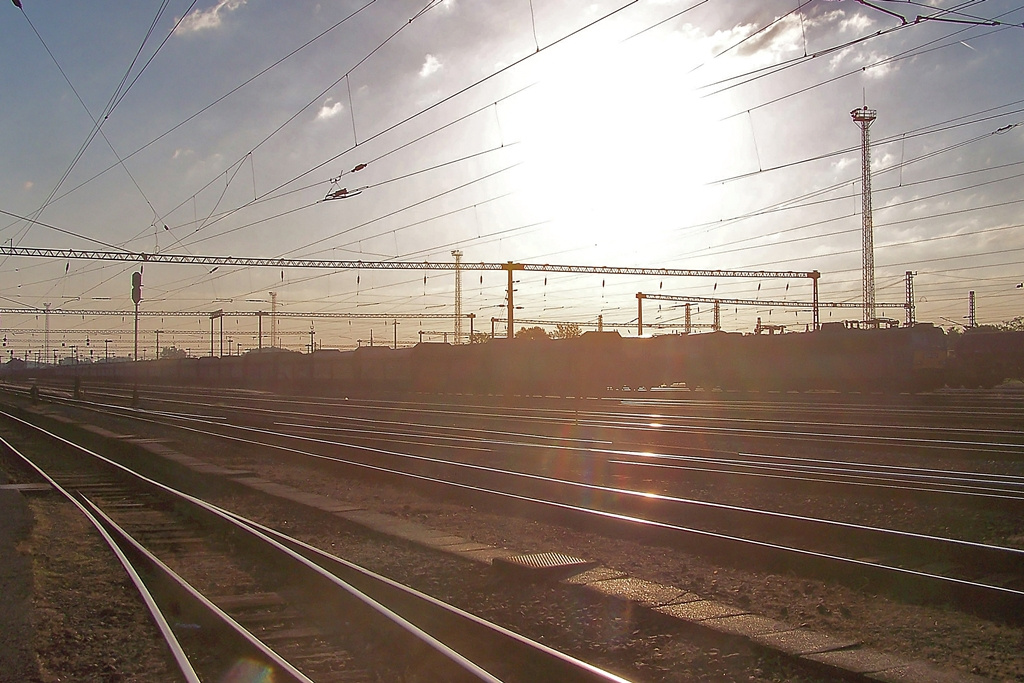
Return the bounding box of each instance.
[852,105,878,323]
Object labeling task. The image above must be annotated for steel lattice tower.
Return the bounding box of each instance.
[452,250,463,344]
[269,291,278,348]
[905,271,916,326]
[851,106,878,323]
[43,302,51,364]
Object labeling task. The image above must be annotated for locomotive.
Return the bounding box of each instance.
[26,320,998,396]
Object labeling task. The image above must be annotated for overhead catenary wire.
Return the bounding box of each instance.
[8,0,1024,331]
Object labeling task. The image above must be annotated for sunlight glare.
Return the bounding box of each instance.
[506,36,723,251]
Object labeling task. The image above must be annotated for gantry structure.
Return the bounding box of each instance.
[0,246,822,337]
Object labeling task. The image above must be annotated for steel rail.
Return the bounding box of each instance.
[0,410,507,682]
[226,511,634,683]
[16,382,1024,497]
[0,435,202,682]
[154,408,1024,563]
[0,410,504,682]
[78,497,315,683]
[0,407,631,683]
[47,395,1024,618]
[15,379,1024,458]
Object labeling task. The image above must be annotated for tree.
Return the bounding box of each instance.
[551,322,582,339]
[161,346,188,359]
[469,331,492,344]
[998,316,1024,332]
[516,326,551,340]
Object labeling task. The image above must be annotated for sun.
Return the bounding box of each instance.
[501,34,728,257]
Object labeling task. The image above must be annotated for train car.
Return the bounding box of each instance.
[613,323,947,393]
[948,329,1024,388]
[13,320,957,397]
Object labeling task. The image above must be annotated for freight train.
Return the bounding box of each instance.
[11,320,1018,396]
[8,322,1022,396]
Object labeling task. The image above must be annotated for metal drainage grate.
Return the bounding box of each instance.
[492,552,597,579]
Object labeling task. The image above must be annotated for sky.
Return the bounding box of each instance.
[1,0,1023,358]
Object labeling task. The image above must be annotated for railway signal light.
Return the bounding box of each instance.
[131,271,143,304]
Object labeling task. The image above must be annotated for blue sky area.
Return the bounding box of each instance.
[2,0,1023,356]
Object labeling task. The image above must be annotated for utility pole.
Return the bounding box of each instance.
[503,262,524,339]
[852,106,878,323]
[131,271,142,361]
[104,339,111,361]
[393,319,399,349]
[155,329,162,360]
[269,291,278,348]
[636,293,644,337]
[308,322,314,354]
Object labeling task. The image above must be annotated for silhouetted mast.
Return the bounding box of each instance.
[852,105,878,323]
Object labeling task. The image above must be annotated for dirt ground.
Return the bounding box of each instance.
[10,493,178,682]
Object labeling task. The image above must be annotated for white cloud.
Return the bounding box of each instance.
[175,0,247,34]
[419,54,442,78]
[839,11,874,34]
[22,180,33,191]
[317,99,344,121]
[172,148,194,160]
[832,156,854,174]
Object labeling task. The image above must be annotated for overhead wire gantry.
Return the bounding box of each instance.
[636,276,915,336]
[0,246,822,336]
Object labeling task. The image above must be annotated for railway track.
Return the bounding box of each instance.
[16,380,1024,482]
[45,381,1024,510]
[8,385,1024,624]
[0,408,632,683]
